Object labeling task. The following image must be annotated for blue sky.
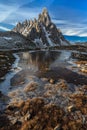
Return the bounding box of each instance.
[0,0,87,36]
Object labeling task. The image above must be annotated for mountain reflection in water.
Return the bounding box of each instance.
[19,51,62,71]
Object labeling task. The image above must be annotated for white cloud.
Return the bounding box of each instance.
[0,0,35,23]
[61,28,87,37]
[0,26,10,31]
[52,19,87,36]
[52,19,67,24]
[79,33,87,37]
[4,8,40,25]
[62,29,81,36]
[0,4,16,22]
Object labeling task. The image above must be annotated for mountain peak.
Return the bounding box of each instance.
[13,8,69,47]
[38,8,51,27]
[42,8,48,14]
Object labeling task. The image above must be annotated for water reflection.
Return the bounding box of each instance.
[19,51,61,71]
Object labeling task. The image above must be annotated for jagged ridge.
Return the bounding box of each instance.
[13,8,70,47]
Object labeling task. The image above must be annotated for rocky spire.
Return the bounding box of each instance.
[14,22,22,32]
[12,8,70,47]
[38,8,51,27]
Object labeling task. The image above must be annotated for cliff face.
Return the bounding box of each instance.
[13,8,70,47]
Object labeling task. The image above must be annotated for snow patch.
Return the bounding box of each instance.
[60,39,68,46]
[34,38,44,48]
[43,26,54,46]
[3,37,12,40]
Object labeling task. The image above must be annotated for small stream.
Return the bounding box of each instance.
[0,53,21,94]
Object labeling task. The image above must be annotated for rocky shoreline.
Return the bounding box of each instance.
[0,51,15,81]
[0,48,87,130]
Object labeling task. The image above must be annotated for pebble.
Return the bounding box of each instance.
[24,111,31,121]
[54,124,61,130]
[49,79,55,84]
[67,105,76,112]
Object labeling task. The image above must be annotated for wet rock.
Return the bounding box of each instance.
[0,91,3,97]
[7,105,18,111]
[67,105,76,112]
[49,79,56,84]
[11,118,18,125]
[0,76,5,81]
[81,66,87,73]
[11,73,25,86]
[54,124,61,130]
[24,111,31,121]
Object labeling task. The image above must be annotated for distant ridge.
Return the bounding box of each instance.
[64,35,87,43]
[13,8,70,47]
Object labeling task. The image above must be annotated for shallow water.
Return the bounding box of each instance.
[0,50,87,94]
[0,54,21,94]
[0,50,72,93]
[0,50,87,110]
[18,50,72,70]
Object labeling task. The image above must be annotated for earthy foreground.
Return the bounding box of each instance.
[0,78,87,130]
[0,49,87,130]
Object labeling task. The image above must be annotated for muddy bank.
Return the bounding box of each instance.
[37,67,87,85]
[44,45,87,52]
[0,52,15,81]
[72,52,87,60]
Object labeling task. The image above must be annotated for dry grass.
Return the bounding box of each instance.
[24,81,39,92]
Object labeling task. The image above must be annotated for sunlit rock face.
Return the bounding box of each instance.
[13,8,70,47]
